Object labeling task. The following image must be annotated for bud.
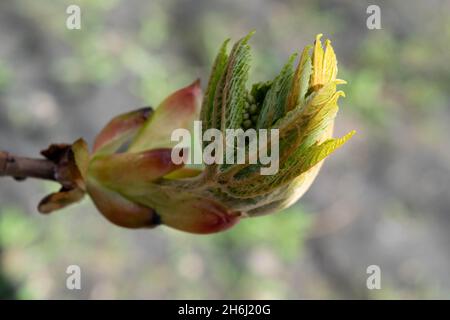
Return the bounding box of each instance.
[38,33,354,234]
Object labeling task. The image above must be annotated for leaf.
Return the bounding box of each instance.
[216,32,253,132]
[286,45,312,111]
[227,131,355,197]
[298,88,345,149]
[289,130,356,177]
[273,80,345,141]
[310,34,340,92]
[311,33,325,90]
[256,53,297,129]
[323,39,338,83]
[200,39,230,134]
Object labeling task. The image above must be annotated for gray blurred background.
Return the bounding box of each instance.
[0,0,449,299]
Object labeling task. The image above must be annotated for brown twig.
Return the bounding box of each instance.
[0,151,56,182]
[0,145,87,214]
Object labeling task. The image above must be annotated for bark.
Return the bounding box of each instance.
[0,151,56,182]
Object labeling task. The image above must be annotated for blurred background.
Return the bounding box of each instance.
[0,0,449,299]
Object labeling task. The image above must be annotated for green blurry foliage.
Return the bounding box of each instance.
[0,207,39,248]
[0,63,11,91]
[165,206,312,299]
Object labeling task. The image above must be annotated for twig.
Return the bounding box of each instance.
[0,151,56,182]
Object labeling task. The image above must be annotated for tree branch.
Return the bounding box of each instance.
[0,151,56,182]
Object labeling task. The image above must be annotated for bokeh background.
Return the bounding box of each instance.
[1,0,449,299]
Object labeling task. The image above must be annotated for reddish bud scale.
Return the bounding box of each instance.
[160,198,240,234]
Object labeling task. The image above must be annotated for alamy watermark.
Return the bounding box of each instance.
[366,265,381,290]
[66,265,81,290]
[66,5,81,30]
[366,5,381,30]
[171,121,280,175]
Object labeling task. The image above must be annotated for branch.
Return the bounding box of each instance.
[0,151,57,182]
[1,144,87,214]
